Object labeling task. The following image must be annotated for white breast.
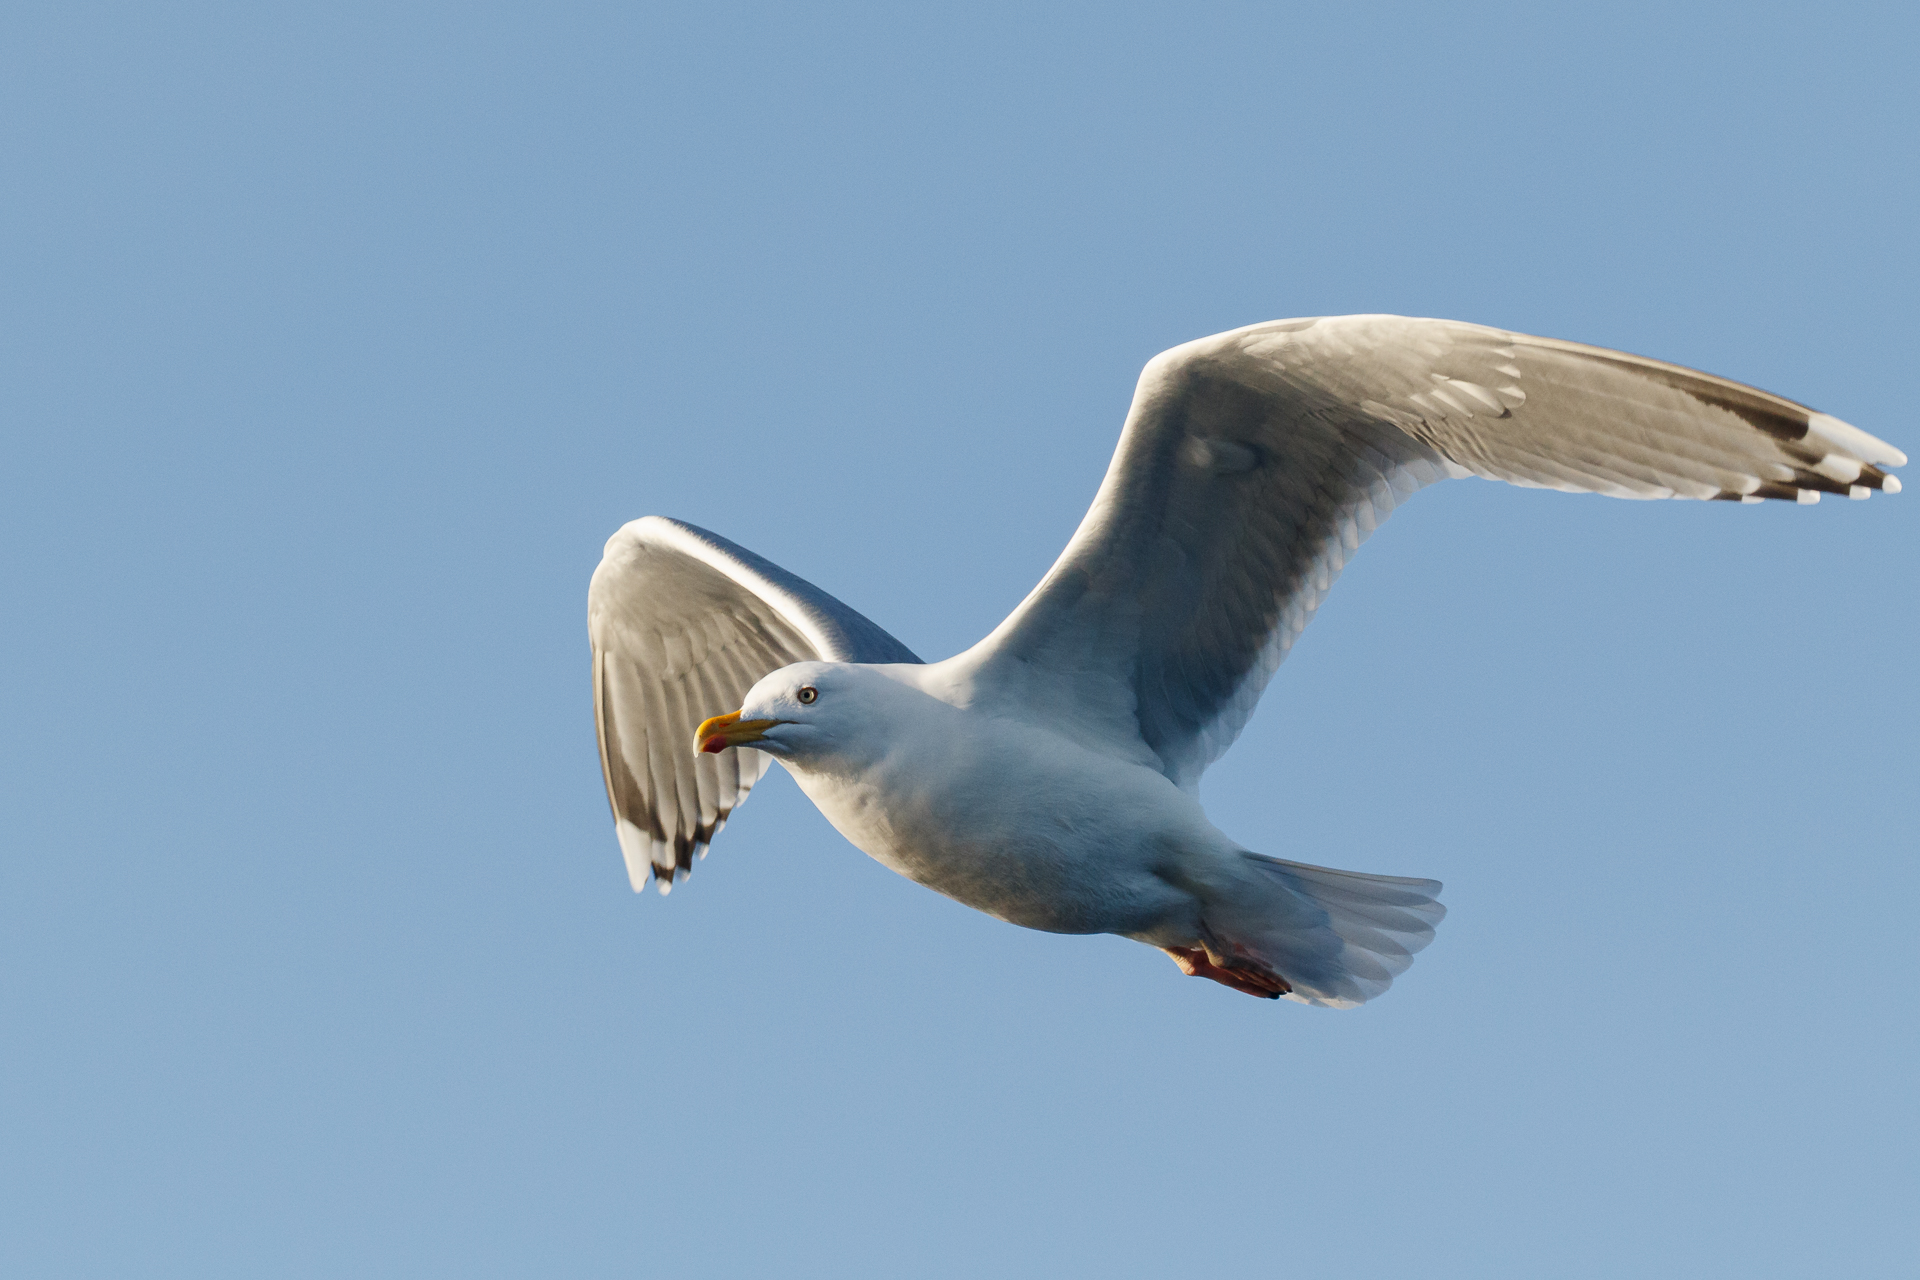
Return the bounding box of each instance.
[783,699,1211,936]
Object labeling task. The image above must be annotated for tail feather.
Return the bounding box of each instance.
[1235,854,1446,1008]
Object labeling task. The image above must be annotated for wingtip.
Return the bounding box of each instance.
[616,818,656,892]
[1806,412,1906,468]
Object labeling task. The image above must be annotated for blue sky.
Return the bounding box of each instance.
[3,3,1915,1276]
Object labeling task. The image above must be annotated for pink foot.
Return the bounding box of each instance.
[1161,945,1293,999]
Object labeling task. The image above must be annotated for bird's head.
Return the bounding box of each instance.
[693,661,873,765]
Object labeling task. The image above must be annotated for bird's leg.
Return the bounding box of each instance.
[1160,945,1292,1000]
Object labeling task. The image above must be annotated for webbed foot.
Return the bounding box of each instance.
[1160,945,1292,999]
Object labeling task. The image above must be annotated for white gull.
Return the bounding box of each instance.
[588,314,1904,1006]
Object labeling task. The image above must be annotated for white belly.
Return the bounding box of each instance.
[784,717,1211,936]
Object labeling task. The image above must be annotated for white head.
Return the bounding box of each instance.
[693,661,907,770]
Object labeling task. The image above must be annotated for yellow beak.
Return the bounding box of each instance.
[694,709,783,755]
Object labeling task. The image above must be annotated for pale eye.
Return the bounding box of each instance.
[796,685,818,705]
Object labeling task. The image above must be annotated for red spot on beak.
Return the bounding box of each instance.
[691,709,774,757]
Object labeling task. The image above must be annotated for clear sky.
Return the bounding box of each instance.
[3,3,1915,1276]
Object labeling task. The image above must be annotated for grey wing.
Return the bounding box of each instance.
[588,516,921,893]
[968,314,1905,790]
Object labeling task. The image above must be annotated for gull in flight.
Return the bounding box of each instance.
[589,315,1903,1007]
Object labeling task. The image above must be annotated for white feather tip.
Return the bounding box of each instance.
[1806,413,1906,468]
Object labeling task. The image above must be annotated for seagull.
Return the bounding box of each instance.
[588,314,1903,1007]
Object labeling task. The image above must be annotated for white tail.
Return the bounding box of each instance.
[1229,854,1446,1007]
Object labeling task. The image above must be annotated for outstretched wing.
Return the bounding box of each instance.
[965,314,1905,790]
[589,516,921,893]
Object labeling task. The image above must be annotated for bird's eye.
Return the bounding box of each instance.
[796,686,818,704]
